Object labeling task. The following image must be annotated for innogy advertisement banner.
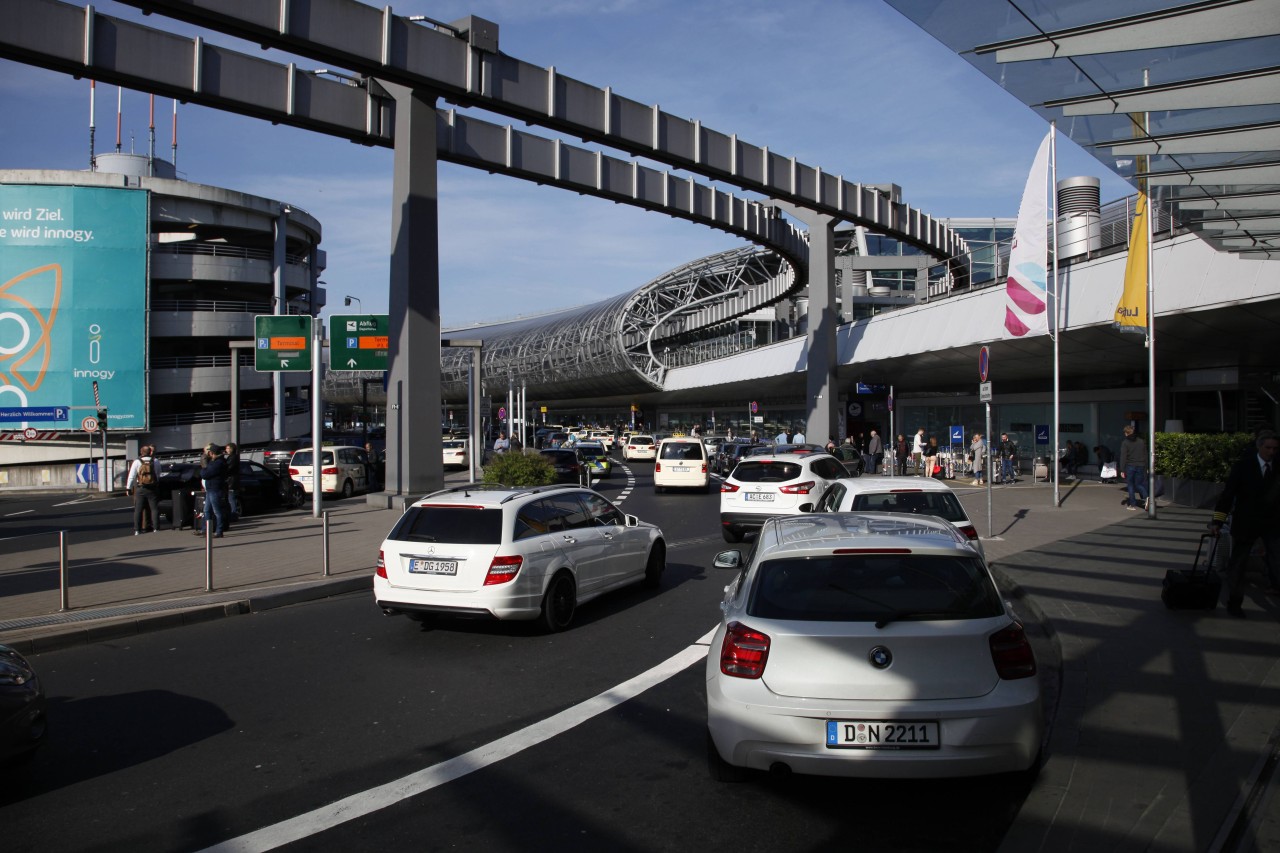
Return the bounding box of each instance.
[0,185,148,430]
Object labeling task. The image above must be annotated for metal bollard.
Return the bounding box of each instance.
[205,523,213,591]
[322,511,330,577]
[58,530,69,611]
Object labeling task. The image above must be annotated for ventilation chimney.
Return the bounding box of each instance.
[1056,176,1101,260]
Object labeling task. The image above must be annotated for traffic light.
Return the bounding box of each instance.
[96,408,108,431]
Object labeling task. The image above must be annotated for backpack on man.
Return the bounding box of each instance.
[137,457,156,486]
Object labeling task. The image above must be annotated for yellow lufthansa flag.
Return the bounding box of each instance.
[1114,191,1148,334]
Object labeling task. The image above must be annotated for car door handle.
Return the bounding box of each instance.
[601,532,614,539]
[562,535,577,544]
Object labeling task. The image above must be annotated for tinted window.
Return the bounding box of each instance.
[541,450,577,464]
[582,493,624,526]
[291,451,334,466]
[390,506,504,544]
[630,436,654,446]
[746,554,1001,622]
[733,461,802,483]
[849,491,967,522]
[660,442,704,460]
[515,499,559,540]
[816,483,845,512]
[548,494,591,530]
[810,458,845,479]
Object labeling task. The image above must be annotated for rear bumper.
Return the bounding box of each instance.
[373,575,541,621]
[706,673,1043,779]
[719,511,782,535]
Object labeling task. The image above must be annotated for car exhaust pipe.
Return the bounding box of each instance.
[381,607,400,617]
[769,762,793,777]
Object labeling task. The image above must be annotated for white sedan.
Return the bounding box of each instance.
[706,512,1043,781]
[442,439,469,470]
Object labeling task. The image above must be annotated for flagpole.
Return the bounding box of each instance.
[1143,91,1157,518]
[1050,121,1061,508]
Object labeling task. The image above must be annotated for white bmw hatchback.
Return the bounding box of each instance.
[375,483,665,632]
[705,513,1043,781]
[808,476,985,558]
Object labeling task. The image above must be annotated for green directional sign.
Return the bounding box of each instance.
[330,314,389,371]
[254,315,314,372]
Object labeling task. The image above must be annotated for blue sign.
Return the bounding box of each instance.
[855,383,887,394]
[1035,424,1050,443]
[75,463,97,483]
[0,186,148,429]
[950,425,963,444]
[0,406,68,421]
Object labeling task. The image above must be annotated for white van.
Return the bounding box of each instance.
[653,437,710,493]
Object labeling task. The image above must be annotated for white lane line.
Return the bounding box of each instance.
[202,636,714,853]
[4,509,34,516]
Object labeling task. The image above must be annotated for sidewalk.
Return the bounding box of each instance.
[1,477,1276,851]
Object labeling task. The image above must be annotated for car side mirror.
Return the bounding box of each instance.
[625,514,639,527]
[713,550,741,570]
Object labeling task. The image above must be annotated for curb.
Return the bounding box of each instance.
[0,576,371,655]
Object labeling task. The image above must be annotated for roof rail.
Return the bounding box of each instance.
[498,483,580,504]
[420,482,510,500]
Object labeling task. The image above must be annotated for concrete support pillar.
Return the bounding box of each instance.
[380,82,443,505]
[776,202,840,445]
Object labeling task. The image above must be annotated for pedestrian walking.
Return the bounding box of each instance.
[970,433,987,485]
[911,428,926,475]
[224,442,241,520]
[126,444,161,534]
[196,443,230,538]
[924,436,940,477]
[1210,430,1280,617]
[866,430,883,475]
[997,433,1018,484]
[1118,425,1148,510]
[896,434,909,475]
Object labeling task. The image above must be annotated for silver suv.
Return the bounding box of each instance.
[375,483,666,632]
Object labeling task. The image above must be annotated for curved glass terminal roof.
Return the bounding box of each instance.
[437,244,793,400]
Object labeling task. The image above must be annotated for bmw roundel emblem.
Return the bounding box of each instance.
[868,646,893,669]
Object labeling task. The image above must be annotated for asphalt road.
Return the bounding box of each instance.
[0,462,1037,852]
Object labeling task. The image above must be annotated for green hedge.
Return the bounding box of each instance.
[482,449,554,487]
[1152,432,1253,482]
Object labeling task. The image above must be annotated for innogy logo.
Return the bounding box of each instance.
[0,263,63,408]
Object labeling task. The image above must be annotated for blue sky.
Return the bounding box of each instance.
[1,0,1133,328]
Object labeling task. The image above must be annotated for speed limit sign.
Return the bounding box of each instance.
[82,416,99,433]
[22,427,37,440]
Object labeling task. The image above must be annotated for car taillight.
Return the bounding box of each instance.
[700,463,707,473]
[989,622,1036,679]
[720,482,740,493]
[720,621,770,678]
[322,466,338,475]
[288,467,299,475]
[375,550,387,578]
[779,480,817,494]
[958,524,979,541]
[485,555,523,585]
[654,462,662,471]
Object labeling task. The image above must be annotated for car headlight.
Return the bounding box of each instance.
[0,646,36,686]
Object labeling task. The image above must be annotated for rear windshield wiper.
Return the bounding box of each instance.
[874,610,961,630]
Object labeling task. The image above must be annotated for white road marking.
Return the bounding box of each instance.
[202,638,713,852]
[4,509,34,516]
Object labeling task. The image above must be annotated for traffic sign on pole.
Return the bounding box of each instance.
[82,416,98,433]
[979,346,990,382]
[329,314,389,371]
[254,315,314,372]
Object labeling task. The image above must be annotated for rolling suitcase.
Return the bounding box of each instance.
[1161,533,1222,610]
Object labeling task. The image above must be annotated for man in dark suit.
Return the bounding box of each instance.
[1211,430,1280,617]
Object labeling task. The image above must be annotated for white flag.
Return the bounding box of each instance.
[1003,130,1052,338]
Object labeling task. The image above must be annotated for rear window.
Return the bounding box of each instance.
[541,450,576,463]
[390,506,504,545]
[629,436,654,446]
[733,461,802,482]
[578,446,606,459]
[747,554,1001,622]
[291,451,334,466]
[660,442,704,460]
[850,492,967,522]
